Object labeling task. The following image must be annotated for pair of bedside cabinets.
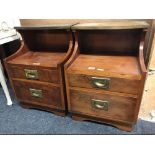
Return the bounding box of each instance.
[4,21,149,131]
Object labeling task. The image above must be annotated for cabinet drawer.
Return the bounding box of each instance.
[67,73,140,94]
[69,88,137,122]
[7,64,60,84]
[13,80,62,108]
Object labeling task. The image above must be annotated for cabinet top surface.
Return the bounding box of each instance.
[8,52,66,68]
[15,23,76,30]
[72,21,149,30]
[67,54,141,80]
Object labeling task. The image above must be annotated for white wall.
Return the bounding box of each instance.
[0,19,20,29]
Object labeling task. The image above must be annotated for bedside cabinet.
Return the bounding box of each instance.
[65,21,149,131]
[5,24,74,116]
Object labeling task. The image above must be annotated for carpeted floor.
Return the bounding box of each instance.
[0,87,155,134]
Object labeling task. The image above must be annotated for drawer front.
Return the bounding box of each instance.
[67,73,140,94]
[8,64,60,84]
[13,80,62,108]
[69,88,137,122]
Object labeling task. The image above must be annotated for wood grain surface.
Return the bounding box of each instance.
[69,88,136,122]
[8,52,66,68]
[67,54,141,79]
[13,79,62,108]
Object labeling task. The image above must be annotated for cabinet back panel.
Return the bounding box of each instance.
[18,30,69,52]
[78,30,142,56]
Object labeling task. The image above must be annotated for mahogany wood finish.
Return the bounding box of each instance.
[8,65,60,83]
[20,19,154,67]
[70,88,137,122]
[65,21,149,131]
[67,55,141,94]
[13,79,61,107]
[5,24,74,115]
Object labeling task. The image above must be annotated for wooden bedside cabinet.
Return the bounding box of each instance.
[4,24,74,116]
[65,21,149,131]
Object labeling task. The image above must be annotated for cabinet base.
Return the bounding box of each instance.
[20,102,66,117]
[71,113,134,132]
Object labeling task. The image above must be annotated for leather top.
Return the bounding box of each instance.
[71,21,149,30]
[15,23,77,30]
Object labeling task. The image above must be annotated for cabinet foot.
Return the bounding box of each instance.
[20,102,66,117]
[51,110,66,117]
[21,104,31,109]
[71,113,133,132]
[114,123,133,132]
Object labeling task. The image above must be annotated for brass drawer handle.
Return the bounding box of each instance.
[91,99,109,111]
[29,88,42,98]
[91,77,110,89]
[24,69,38,80]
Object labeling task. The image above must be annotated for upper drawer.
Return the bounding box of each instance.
[69,88,137,122]
[13,79,62,108]
[67,73,141,95]
[66,54,142,95]
[7,64,60,84]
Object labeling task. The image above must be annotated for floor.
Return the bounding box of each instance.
[0,86,155,134]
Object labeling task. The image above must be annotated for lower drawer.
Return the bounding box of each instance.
[69,88,137,122]
[13,80,62,108]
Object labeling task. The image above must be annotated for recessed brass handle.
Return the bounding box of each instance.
[91,77,110,89]
[29,88,42,98]
[24,69,38,80]
[91,99,109,111]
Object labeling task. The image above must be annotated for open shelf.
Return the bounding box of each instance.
[77,29,142,56]
[8,51,66,68]
[67,54,141,79]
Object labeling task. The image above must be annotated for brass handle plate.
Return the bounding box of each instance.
[24,69,38,80]
[29,88,42,98]
[91,99,109,111]
[91,77,110,89]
